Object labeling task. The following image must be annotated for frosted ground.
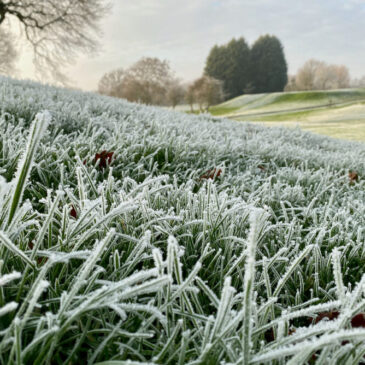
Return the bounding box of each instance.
[1,77,365,364]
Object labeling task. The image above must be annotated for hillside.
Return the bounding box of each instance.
[1,77,365,364]
[211,88,365,141]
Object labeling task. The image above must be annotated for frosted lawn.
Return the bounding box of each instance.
[1,77,365,363]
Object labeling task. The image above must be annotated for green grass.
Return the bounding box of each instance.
[211,88,365,141]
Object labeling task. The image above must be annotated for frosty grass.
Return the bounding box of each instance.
[1,77,365,364]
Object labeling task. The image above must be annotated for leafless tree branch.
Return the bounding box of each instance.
[0,0,110,83]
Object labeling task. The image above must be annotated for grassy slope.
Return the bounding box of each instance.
[210,89,365,141]
[2,77,365,364]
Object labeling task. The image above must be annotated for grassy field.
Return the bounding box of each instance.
[3,77,365,364]
[210,88,365,141]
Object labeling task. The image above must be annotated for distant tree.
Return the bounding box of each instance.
[98,57,177,106]
[284,75,297,92]
[250,35,288,93]
[205,37,250,99]
[292,59,350,91]
[0,0,110,82]
[0,28,17,75]
[188,76,224,112]
[166,79,185,108]
[98,68,124,98]
[315,64,339,90]
[294,59,324,90]
[333,65,350,88]
[351,75,365,88]
[122,57,173,105]
[186,84,196,112]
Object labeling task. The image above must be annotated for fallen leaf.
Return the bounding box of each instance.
[315,311,340,323]
[70,205,77,219]
[349,171,359,183]
[264,328,275,343]
[351,313,365,328]
[94,150,114,169]
[200,168,222,180]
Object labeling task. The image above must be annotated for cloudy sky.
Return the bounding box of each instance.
[18,0,365,90]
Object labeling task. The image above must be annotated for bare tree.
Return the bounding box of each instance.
[122,57,173,105]
[98,68,124,97]
[0,27,17,75]
[186,84,195,112]
[351,75,365,88]
[315,63,338,90]
[0,0,110,82]
[98,58,184,106]
[295,59,324,90]
[334,65,350,88]
[284,75,297,92]
[290,59,351,91]
[188,76,224,112]
[166,78,185,108]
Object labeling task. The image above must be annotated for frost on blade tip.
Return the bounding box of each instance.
[7,110,50,225]
[0,302,18,317]
[0,271,21,286]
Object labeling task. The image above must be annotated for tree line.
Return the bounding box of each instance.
[98,34,288,110]
[98,58,225,112]
[285,59,351,91]
[0,0,361,109]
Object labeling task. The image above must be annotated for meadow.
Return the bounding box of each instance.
[210,89,365,141]
[2,77,365,364]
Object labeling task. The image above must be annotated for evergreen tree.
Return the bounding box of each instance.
[204,37,250,99]
[250,35,288,93]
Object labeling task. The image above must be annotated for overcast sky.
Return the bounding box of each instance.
[18,0,365,91]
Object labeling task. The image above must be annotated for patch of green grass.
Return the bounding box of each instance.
[212,88,365,141]
[209,105,239,116]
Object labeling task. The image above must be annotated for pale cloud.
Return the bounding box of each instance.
[15,0,365,90]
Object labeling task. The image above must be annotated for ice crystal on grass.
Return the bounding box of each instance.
[2,76,365,363]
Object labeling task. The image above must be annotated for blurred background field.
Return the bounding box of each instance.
[208,88,365,141]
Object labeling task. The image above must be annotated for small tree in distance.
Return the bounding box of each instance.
[351,76,365,88]
[122,57,172,105]
[186,84,196,112]
[98,68,124,98]
[187,76,224,112]
[98,57,184,107]
[290,59,350,91]
[166,79,185,108]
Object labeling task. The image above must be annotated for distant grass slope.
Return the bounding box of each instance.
[210,88,365,141]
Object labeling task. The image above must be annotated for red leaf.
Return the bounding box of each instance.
[94,150,114,169]
[349,171,359,183]
[315,311,340,324]
[28,241,47,265]
[200,168,222,180]
[351,313,365,328]
[70,205,77,219]
[264,328,275,343]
